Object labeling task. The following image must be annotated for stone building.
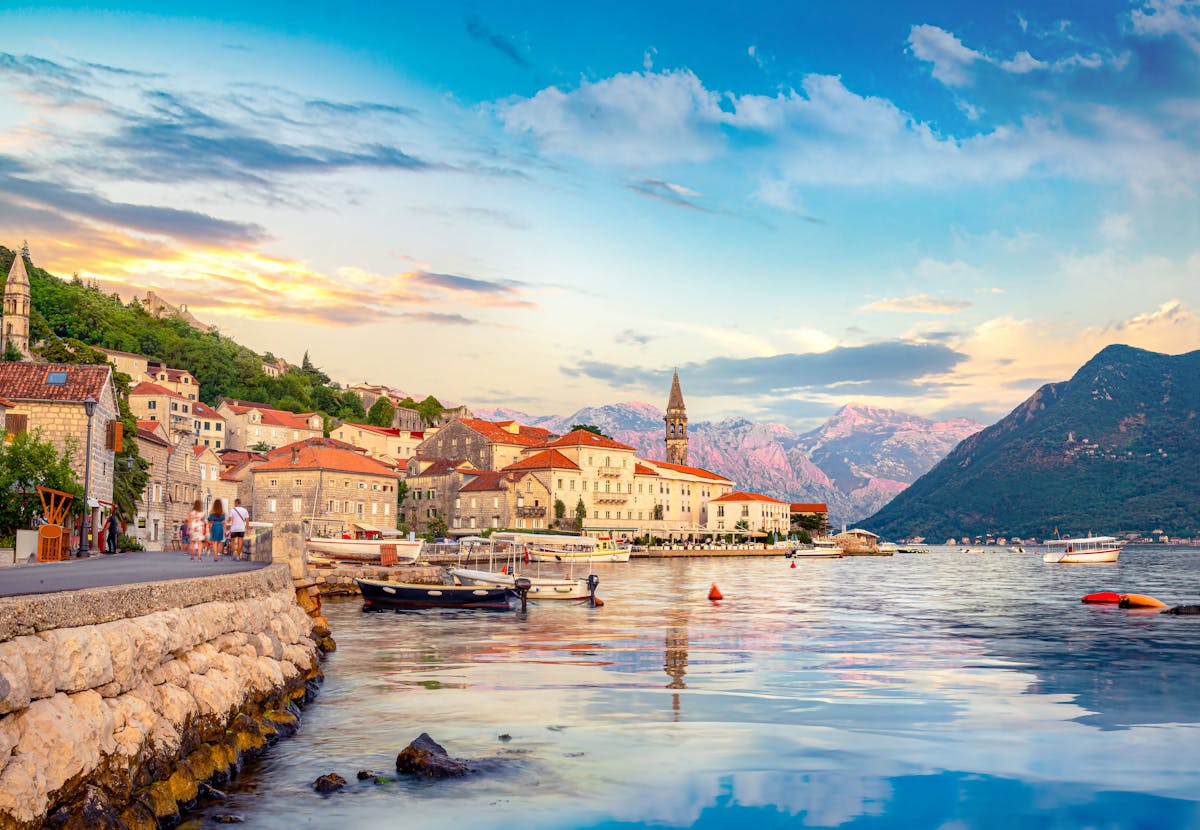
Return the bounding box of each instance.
[217,398,323,451]
[129,381,197,443]
[2,249,32,359]
[0,363,120,550]
[707,491,791,536]
[329,421,427,466]
[217,448,268,507]
[414,417,554,471]
[97,349,200,400]
[251,438,399,537]
[664,370,688,465]
[193,400,227,449]
[131,421,170,550]
[452,469,553,533]
[401,457,476,535]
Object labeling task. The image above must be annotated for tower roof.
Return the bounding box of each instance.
[5,251,30,288]
[667,370,685,411]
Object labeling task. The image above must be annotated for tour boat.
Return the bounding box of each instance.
[356,577,515,609]
[499,533,631,563]
[1041,536,1122,564]
[787,539,843,558]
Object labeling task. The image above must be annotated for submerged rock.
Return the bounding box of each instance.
[312,773,347,793]
[1167,605,1200,615]
[213,814,246,824]
[395,733,469,778]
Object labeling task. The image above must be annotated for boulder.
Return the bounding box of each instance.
[312,772,347,793]
[395,733,469,778]
[59,785,125,830]
[1166,605,1200,615]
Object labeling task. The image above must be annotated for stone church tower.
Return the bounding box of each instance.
[664,370,688,465]
[2,248,32,359]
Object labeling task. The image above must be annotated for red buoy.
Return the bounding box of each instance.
[790,561,796,569]
[708,582,723,601]
[1081,591,1121,604]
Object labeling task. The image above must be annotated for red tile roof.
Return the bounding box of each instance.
[460,417,548,447]
[459,470,529,493]
[135,426,169,447]
[98,347,149,360]
[648,460,732,482]
[0,396,13,408]
[502,449,580,472]
[711,490,789,504]
[265,436,362,457]
[790,503,828,513]
[634,462,659,476]
[254,443,398,477]
[193,401,223,419]
[542,429,635,452]
[415,457,471,477]
[340,421,403,437]
[130,381,186,399]
[0,363,112,404]
[221,399,322,430]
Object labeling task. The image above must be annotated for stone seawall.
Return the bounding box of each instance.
[0,565,323,829]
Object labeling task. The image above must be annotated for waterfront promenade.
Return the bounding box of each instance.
[0,550,266,597]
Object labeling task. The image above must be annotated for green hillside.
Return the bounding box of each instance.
[865,345,1200,540]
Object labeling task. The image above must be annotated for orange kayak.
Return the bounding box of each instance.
[1081,591,1121,604]
[1119,593,1168,609]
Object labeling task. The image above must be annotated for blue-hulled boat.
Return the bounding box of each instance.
[356,577,516,610]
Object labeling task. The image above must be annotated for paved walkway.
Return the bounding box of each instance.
[0,550,267,598]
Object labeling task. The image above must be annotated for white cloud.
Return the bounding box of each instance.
[907,24,984,86]
[1098,212,1136,242]
[1131,0,1200,52]
[782,326,840,353]
[861,294,972,314]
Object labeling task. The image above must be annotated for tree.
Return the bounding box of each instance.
[0,430,84,539]
[652,503,664,521]
[367,397,395,428]
[251,441,271,453]
[2,341,22,362]
[554,498,566,527]
[339,391,366,422]
[571,424,609,438]
[395,481,409,530]
[426,514,448,540]
[574,498,587,531]
[796,528,812,544]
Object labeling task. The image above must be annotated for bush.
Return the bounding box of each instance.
[117,533,143,551]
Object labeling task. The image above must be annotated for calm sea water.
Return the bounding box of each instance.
[191,547,1200,829]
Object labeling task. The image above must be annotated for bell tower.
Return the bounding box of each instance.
[664,370,688,465]
[2,246,32,359]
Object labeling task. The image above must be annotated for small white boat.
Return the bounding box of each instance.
[789,539,843,558]
[305,536,423,562]
[527,537,631,563]
[877,542,899,554]
[1041,536,1122,564]
[448,566,600,601]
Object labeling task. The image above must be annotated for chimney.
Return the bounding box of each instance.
[290,446,300,466]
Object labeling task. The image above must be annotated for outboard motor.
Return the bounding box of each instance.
[587,573,600,607]
[514,577,532,611]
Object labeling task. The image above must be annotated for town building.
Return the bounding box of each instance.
[2,250,32,359]
[96,349,200,400]
[401,457,477,534]
[833,528,879,553]
[131,421,170,550]
[790,502,830,537]
[329,421,427,466]
[250,438,399,537]
[128,381,196,443]
[193,400,226,449]
[217,398,323,451]
[217,449,268,507]
[414,417,555,471]
[0,362,120,551]
[453,469,553,533]
[664,370,688,465]
[707,491,791,536]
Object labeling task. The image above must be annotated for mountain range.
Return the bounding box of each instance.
[474,401,983,526]
[865,345,1200,541]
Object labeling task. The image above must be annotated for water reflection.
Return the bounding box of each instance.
[195,548,1200,828]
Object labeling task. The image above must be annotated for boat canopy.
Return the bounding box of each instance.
[491,532,597,547]
[1045,536,1118,545]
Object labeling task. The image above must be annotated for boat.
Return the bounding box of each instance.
[503,533,631,563]
[356,576,515,609]
[449,566,601,602]
[787,539,843,558]
[1041,536,1122,564]
[305,523,423,563]
[877,542,899,554]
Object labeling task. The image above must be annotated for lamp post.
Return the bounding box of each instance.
[78,395,97,557]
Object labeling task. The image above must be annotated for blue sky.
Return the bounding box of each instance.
[2,0,1198,427]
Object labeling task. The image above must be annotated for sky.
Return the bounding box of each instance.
[2,0,1199,428]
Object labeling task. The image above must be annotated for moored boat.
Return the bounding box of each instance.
[1041,536,1122,564]
[517,534,631,563]
[305,536,423,563]
[787,539,843,558]
[449,567,601,602]
[356,577,515,609]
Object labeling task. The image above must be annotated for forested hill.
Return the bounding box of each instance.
[0,246,441,426]
[864,345,1200,541]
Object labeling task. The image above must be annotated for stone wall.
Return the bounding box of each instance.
[0,565,323,829]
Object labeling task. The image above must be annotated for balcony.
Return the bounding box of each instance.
[597,465,623,477]
[595,494,628,504]
[516,505,546,518]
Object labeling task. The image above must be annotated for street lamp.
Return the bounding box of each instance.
[78,395,97,557]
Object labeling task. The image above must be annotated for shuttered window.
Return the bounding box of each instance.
[5,413,28,435]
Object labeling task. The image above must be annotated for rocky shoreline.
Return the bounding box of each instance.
[0,565,331,829]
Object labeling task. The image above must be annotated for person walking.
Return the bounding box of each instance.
[229,498,250,560]
[187,500,206,561]
[207,499,227,561]
[106,509,121,554]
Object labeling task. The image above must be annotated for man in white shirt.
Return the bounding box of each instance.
[229,498,251,560]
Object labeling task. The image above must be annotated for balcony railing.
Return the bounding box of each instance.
[595,494,628,504]
[597,465,623,477]
[516,505,546,518]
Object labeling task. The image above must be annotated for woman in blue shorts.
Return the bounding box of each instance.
[208,499,227,561]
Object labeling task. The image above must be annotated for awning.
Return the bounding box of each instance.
[351,522,383,533]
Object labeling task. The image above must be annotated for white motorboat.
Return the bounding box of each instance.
[305,536,423,562]
[448,566,601,602]
[788,539,843,558]
[1041,536,1122,564]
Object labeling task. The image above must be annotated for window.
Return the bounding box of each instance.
[45,371,68,385]
[292,497,302,513]
[147,400,157,410]
[269,479,278,487]
[358,482,366,490]
[327,499,335,512]
[268,498,277,513]
[372,503,378,515]
[216,423,222,432]
[294,479,302,487]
